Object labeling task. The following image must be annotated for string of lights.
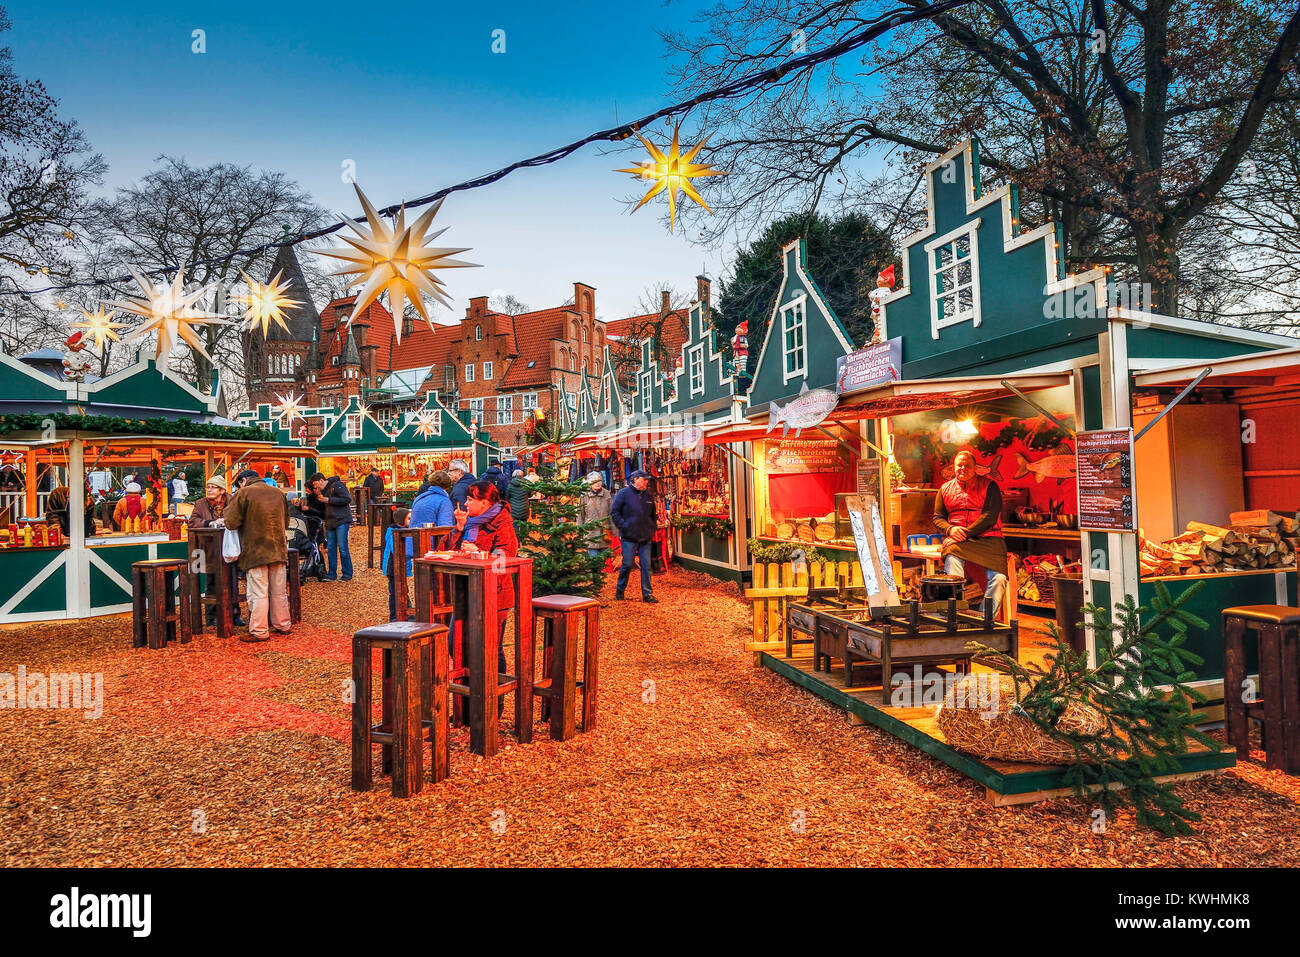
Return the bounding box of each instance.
[10,0,972,298]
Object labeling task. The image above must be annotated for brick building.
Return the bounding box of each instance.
[241,245,613,455]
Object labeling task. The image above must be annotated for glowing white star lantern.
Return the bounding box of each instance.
[237,269,303,337]
[73,305,128,350]
[275,392,304,426]
[412,410,440,439]
[107,265,227,369]
[313,184,479,343]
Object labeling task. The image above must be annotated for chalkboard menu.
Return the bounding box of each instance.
[1076,428,1136,533]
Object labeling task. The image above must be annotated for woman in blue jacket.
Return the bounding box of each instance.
[410,470,455,529]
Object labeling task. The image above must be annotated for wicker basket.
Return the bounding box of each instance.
[936,673,1106,765]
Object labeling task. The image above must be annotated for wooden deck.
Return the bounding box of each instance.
[760,632,1236,805]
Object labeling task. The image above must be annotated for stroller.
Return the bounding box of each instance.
[287,514,328,583]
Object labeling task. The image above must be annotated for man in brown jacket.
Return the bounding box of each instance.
[223,469,291,642]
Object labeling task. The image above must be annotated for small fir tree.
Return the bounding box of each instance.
[518,475,610,597]
[969,581,1221,836]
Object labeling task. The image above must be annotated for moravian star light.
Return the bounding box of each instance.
[236,269,302,337]
[275,392,304,426]
[73,305,127,351]
[107,265,227,368]
[412,410,440,439]
[617,123,727,232]
[313,184,478,344]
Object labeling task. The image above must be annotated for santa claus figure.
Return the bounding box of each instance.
[62,332,93,382]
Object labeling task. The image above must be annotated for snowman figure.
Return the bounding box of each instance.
[62,332,92,382]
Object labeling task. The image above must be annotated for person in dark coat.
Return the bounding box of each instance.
[507,469,530,525]
[480,459,509,498]
[362,466,385,505]
[320,475,354,581]
[610,469,658,602]
[448,458,474,508]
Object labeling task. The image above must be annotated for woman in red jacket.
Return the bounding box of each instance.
[447,481,519,686]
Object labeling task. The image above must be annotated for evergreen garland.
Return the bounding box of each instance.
[0,413,274,443]
[968,582,1221,836]
[517,476,610,597]
[669,514,734,537]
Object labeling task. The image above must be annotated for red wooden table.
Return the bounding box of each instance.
[412,553,534,756]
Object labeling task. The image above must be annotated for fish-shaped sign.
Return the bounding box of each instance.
[767,380,839,437]
[941,454,1004,482]
[1013,448,1077,484]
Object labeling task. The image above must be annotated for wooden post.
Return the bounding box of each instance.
[24,447,36,518]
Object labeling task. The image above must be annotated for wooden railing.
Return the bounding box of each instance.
[743,560,865,656]
[0,491,50,523]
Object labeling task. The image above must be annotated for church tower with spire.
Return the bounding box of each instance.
[242,244,321,407]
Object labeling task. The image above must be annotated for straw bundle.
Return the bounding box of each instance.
[936,673,1106,765]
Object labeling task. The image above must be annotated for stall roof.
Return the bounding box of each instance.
[1132,346,1300,390]
[830,371,1072,421]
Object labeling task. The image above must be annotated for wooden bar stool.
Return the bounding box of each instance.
[1223,605,1300,773]
[367,500,395,570]
[532,595,599,740]
[351,621,451,797]
[391,525,452,622]
[286,550,302,624]
[131,558,193,649]
[353,484,369,525]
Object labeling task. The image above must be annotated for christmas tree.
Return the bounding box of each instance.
[518,474,610,597]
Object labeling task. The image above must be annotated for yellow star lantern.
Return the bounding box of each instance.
[617,123,727,232]
[107,265,227,368]
[73,305,127,350]
[236,269,302,337]
[313,184,479,344]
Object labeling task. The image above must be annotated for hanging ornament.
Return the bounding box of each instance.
[106,265,227,368]
[72,305,127,351]
[236,269,302,337]
[313,184,479,343]
[61,333,93,382]
[617,122,727,232]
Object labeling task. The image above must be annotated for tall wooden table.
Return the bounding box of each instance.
[188,526,243,637]
[412,553,534,756]
[367,499,395,569]
[391,525,452,621]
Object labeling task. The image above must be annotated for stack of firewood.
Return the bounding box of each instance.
[1140,510,1299,576]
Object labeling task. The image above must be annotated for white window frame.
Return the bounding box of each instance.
[640,371,652,412]
[469,397,485,421]
[779,296,807,385]
[924,218,982,339]
[464,363,475,383]
[688,343,705,397]
[497,394,513,424]
[345,414,362,441]
[483,361,494,380]
[475,324,483,341]
[521,392,538,412]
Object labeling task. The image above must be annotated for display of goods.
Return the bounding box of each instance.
[937,673,1106,765]
[776,521,795,539]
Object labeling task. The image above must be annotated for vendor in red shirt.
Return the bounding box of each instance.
[933,450,1007,616]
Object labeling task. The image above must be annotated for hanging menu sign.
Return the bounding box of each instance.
[836,337,903,392]
[1076,428,1136,533]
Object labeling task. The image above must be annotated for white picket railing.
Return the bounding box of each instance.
[0,491,51,521]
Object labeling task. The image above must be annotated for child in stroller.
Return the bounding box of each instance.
[287,513,328,583]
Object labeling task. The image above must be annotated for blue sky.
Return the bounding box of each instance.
[7,0,733,321]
